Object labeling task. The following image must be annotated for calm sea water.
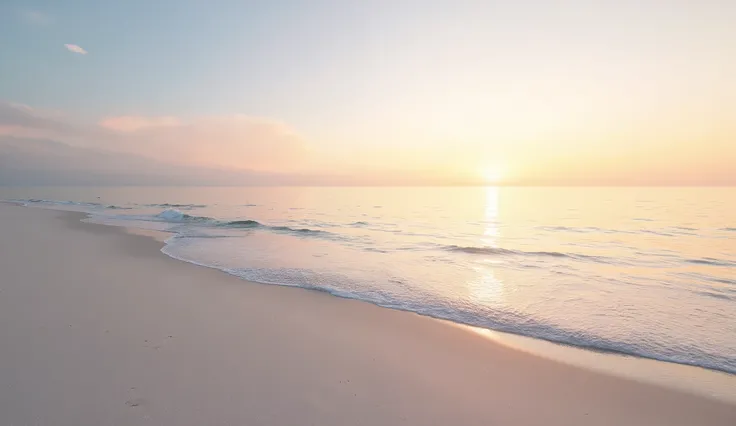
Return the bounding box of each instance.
[2,186,734,374]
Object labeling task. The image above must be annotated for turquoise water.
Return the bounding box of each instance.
[2,186,734,374]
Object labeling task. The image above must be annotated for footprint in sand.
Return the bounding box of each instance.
[143,335,175,350]
[126,398,145,408]
[126,387,147,409]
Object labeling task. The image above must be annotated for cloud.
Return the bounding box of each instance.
[98,115,309,171]
[0,101,74,138]
[99,116,182,132]
[0,101,310,172]
[21,10,52,25]
[64,44,88,55]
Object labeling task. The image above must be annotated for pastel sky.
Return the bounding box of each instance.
[1,0,735,185]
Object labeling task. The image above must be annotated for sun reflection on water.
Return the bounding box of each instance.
[468,187,506,304]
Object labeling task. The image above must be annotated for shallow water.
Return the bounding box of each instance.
[3,186,734,374]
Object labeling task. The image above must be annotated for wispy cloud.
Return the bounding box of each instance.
[64,44,88,55]
[0,101,310,172]
[0,102,69,131]
[98,114,308,170]
[99,116,181,132]
[21,10,52,25]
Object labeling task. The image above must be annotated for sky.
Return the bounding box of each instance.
[1,0,735,185]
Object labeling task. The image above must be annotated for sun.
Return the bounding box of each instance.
[480,166,505,184]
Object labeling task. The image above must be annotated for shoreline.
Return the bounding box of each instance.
[74,206,736,394]
[22,205,736,393]
[7,197,736,378]
[1,203,735,425]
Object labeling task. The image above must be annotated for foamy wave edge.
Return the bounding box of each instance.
[158,237,736,376]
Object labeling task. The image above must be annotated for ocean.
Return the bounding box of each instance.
[2,186,734,374]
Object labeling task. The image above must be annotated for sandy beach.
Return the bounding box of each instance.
[0,203,734,426]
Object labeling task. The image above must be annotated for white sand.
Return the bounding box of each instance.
[1,204,734,426]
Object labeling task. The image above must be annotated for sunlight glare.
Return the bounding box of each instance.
[480,166,505,184]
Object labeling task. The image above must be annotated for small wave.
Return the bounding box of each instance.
[191,235,236,239]
[222,220,262,228]
[639,229,674,237]
[536,226,637,235]
[537,226,600,233]
[448,246,532,256]
[444,245,611,263]
[156,209,213,223]
[672,272,736,286]
[665,227,698,236]
[271,225,328,235]
[720,227,736,232]
[22,198,102,208]
[364,247,389,254]
[712,277,736,286]
[150,210,340,240]
[147,203,207,209]
[349,221,370,226]
[26,198,64,204]
[106,205,132,210]
[685,258,736,267]
[695,291,733,301]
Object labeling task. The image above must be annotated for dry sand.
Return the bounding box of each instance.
[0,204,734,426]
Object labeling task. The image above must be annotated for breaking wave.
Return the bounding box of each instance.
[223,220,262,228]
[156,209,214,223]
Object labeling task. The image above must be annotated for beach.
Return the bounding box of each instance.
[1,203,734,426]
